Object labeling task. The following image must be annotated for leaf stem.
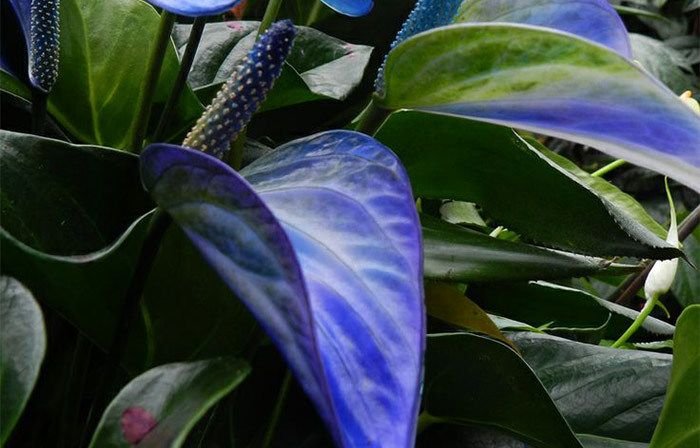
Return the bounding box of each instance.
[258,0,284,37]
[591,159,626,177]
[261,370,292,448]
[611,293,659,348]
[83,209,172,443]
[31,88,48,135]
[416,411,442,434]
[355,98,392,136]
[612,204,700,306]
[128,11,176,152]
[153,16,207,142]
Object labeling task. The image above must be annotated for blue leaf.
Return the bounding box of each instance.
[320,0,373,17]
[454,0,632,57]
[380,24,700,191]
[144,0,244,16]
[140,130,424,447]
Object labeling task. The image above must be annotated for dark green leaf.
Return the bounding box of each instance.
[51,0,202,148]
[174,21,372,111]
[422,214,636,283]
[510,332,672,442]
[630,34,696,94]
[0,277,46,445]
[471,281,675,342]
[377,111,677,259]
[578,434,648,448]
[424,333,582,448]
[671,229,700,307]
[649,305,700,448]
[89,358,250,448]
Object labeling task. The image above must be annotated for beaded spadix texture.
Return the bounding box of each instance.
[182,20,296,160]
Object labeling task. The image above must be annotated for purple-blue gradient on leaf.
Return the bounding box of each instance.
[144,0,243,16]
[4,0,60,92]
[377,0,700,190]
[144,0,372,17]
[454,0,632,57]
[140,131,424,447]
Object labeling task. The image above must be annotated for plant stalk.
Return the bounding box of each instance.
[128,11,176,152]
[258,0,284,37]
[416,411,441,434]
[611,293,659,348]
[153,16,207,142]
[591,158,626,177]
[613,204,700,306]
[82,209,172,442]
[31,88,48,135]
[261,370,293,448]
[355,98,392,136]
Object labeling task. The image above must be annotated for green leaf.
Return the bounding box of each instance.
[471,281,675,342]
[671,229,700,307]
[649,305,700,448]
[629,34,696,94]
[378,24,700,190]
[424,333,583,448]
[376,111,677,259]
[174,21,372,111]
[578,434,649,448]
[0,131,254,370]
[89,358,250,448]
[527,139,667,239]
[422,215,635,282]
[0,130,152,346]
[0,277,46,445]
[138,225,258,368]
[51,0,201,149]
[439,201,486,227]
[510,332,672,442]
[425,282,514,349]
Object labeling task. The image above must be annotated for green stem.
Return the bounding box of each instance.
[305,0,322,26]
[258,0,284,38]
[31,88,48,135]
[611,293,659,348]
[416,411,441,434]
[82,210,172,443]
[228,128,247,170]
[153,16,207,142]
[355,98,392,136]
[261,370,293,448]
[128,11,176,152]
[591,159,626,177]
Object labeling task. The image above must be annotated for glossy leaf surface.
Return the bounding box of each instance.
[511,332,671,442]
[471,281,675,342]
[51,0,201,149]
[141,130,423,447]
[0,277,46,445]
[454,0,632,57]
[89,358,250,447]
[380,24,700,190]
[649,305,700,448]
[175,21,372,111]
[377,111,676,258]
[424,333,582,448]
[422,215,628,282]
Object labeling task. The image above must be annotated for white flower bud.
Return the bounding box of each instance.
[643,179,680,301]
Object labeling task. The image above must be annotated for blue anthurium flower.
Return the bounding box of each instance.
[145,0,372,17]
[141,20,423,447]
[4,0,61,92]
[376,0,700,190]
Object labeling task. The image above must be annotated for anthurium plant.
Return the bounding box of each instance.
[0,0,698,447]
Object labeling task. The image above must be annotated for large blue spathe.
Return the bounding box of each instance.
[145,0,372,17]
[141,130,424,447]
